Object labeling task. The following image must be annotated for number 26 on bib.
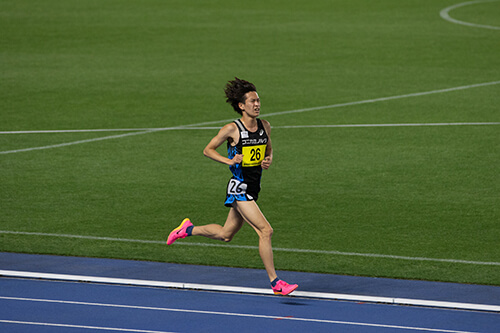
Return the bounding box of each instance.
[242,144,266,167]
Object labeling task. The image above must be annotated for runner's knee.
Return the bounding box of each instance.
[260,226,273,239]
[221,235,233,242]
[219,231,235,242]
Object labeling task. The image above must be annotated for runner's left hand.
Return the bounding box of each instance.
[261,156,272,169]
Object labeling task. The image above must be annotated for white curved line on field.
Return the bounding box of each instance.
[440,0,500,30]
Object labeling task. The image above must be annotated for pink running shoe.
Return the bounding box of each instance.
[167,218,193,245]
[272,280,298,296]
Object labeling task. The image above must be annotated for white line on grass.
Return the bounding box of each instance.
[1,122,499,135]
[0,296,489,330]
[0,127,225,135]
[1,80,499,154]
[0,128,153,134]
[0,126,188,155]
[0,130,157,155]
[440,0,500,30]
[272,122,500,129]
[261,80,500,118]
[1,230,498,266]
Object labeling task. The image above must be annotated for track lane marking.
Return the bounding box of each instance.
[0,296,483,332]
[0,320,175,333]
[1,270,500,312]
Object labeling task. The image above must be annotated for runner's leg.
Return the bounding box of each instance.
[191,207,244,242]
[233,201,278,282]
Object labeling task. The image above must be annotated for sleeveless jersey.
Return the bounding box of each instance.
[225,118,269,206]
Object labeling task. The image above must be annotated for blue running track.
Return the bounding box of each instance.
[1,252,499,332]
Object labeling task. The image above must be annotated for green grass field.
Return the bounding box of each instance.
[1,0,499,285]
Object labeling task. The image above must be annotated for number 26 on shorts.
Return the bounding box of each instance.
[227,179,247,195]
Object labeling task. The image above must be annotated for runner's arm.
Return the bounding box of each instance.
[261,120,273,170]
[203,123,243,166]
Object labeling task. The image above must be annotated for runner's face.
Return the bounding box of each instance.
[239,91,260,117]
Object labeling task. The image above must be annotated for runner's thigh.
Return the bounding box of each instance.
[233,201,271,232]
[222,207,245,237]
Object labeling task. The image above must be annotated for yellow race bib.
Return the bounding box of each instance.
[242,145,266,167]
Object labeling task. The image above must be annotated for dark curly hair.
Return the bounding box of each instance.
[224,77,257,115]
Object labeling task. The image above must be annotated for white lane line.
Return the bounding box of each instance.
[0,320,175,333]
[0,296,486,331]
[2,270,496,313]
[440,0,500,30]
[1,122,499,135]
[1,80,499,154]
[1,230,499,266]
